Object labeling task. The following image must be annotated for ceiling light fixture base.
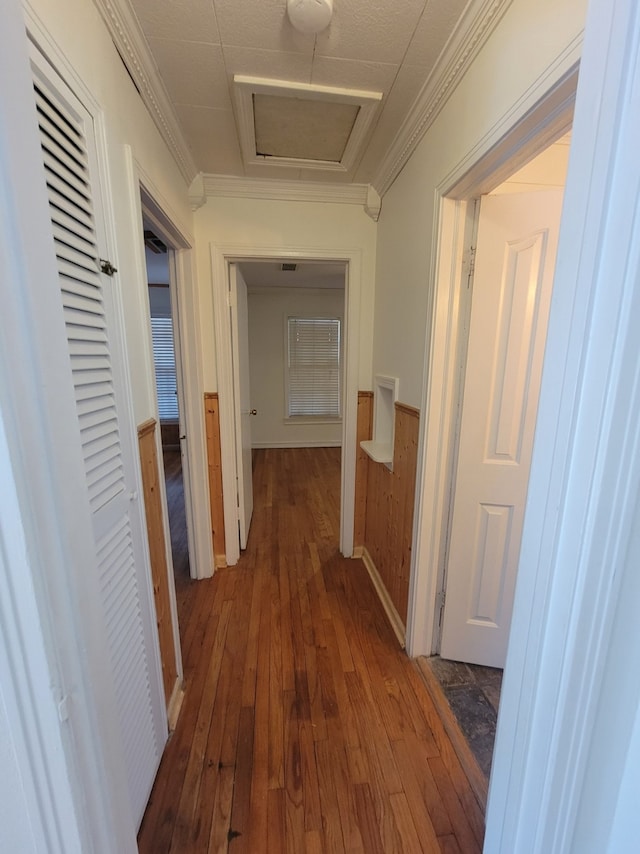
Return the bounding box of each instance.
[287,0,333,35]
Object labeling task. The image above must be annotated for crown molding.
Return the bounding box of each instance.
[372,0,514,197]
[92,0,198,186]
[191,173,380,219]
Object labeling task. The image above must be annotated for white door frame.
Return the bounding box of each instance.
[129,162,215,583]
[212,244,361,565]
[406,62,580,659]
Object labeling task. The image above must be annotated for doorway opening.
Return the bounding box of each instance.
[144,229,191,598]
[417,129,573,800]
[230,259,347,553]
[212,243,360,567]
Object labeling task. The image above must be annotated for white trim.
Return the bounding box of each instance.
[486,0,640,848]
[134,158,214,583]
[0,390,83,854]
[194,174,372,207]
[361,549,406,648]
[406,198,472,657]
[443,49,581,199]
[406,50,580,660]
[211,244,361,565]
[234,75,382,174]
[2,4,137,848]
[91,0,197,184]
[372,0,514,197]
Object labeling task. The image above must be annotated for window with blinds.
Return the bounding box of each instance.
[287,317,341,418]
[150,316,178,421]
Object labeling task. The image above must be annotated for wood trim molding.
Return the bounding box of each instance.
[395,401,420,418]
[92,0,197,185]
[137,419,179,709]
[372,0,514,197]
[137,417,156,439]
[363,401,419,623]
[361,547,406,648]
[415,658,488,812]
[204,393,226,568]
[166,682,185,733]
[354,391,374,548]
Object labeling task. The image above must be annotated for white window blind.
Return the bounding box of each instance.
[150,316,178,420]
[287,317,341,418]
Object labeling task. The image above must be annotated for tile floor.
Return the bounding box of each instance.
[428,656,503,778]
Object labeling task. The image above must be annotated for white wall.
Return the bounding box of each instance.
[248,287,345,447]
[194,197,377,393]
[27,0,194,425]
[374,0,587,407]
[491,136,571,194]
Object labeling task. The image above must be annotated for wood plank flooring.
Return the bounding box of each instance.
[163,449,192,630]
[138,447,485,853]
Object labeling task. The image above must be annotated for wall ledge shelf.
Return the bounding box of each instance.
[360,439,393,467]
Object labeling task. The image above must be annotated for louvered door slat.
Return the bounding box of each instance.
[53,222,96,259]
[46,185,94,233]
[42,148,91,202]
[50,206,95,247]
[33,62,163,830]
[73,367,113,388]
[57,255,101,287]
[80,419,119,451]
[64,308,106,334]
[34,86,83,143]
[96,516,157,809]
[44,167,93,217]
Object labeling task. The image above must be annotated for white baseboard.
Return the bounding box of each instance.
[360,548,406,648]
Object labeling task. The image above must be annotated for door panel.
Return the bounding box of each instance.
[230,264,254,549]
[32,56,165,827]
[441,190,564,668]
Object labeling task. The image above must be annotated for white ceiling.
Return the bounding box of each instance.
[240,260,346,289]
[124,0,473,186]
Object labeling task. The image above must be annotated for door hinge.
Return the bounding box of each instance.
[436,589,446,627]
[463,246,476,286]
[99,258,118,276]
[227,289,235,308]
[58,694,71,723]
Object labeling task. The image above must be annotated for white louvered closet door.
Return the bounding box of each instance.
[31,55,165,826]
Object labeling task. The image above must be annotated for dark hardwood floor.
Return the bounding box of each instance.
[162,449,192,632]
[139,447,484,853]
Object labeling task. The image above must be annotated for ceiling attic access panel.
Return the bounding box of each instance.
[234,75,382,173]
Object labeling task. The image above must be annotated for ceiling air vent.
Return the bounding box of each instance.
[144,230,167,254]
[234,75,382,174]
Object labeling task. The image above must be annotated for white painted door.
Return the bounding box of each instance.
[229,264,254,549]
[440,190,564,668]
[31,52,165,826]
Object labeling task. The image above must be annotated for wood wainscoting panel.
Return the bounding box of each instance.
[354,391,374,551]
[137,418,179,707]
[364,402,420,625]
[204,393,226,567]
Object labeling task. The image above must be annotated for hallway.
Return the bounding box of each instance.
[137,448,484,853]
